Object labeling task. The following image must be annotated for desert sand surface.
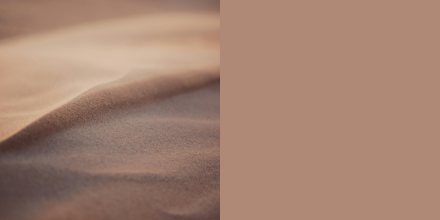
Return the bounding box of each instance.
[0,1,219,220]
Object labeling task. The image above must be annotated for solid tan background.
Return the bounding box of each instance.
[222,0,440,219]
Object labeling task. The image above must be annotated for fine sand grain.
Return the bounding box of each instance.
[0,7,220,220]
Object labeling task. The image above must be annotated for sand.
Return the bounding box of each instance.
[0,3,219,220]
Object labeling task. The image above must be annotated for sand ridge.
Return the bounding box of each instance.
[0,12,220,143]
[0,68,220,152]
[0,10,220,220]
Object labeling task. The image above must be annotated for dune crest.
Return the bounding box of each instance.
[0,12,220,143]
[0,68,219,152]
[0,10,220,220]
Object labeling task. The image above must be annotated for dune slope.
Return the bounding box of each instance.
[0,11,220,220]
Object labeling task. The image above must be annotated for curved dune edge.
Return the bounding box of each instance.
[0,68,219,152]
[0,11,219,145]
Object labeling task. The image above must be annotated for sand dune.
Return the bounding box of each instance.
[0,12,220,142]
[0,11,220,220]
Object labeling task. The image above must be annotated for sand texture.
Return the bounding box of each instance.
[0,9,220,220]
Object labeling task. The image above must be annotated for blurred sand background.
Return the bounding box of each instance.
[0,0,219,39]
[0,1,220,220]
